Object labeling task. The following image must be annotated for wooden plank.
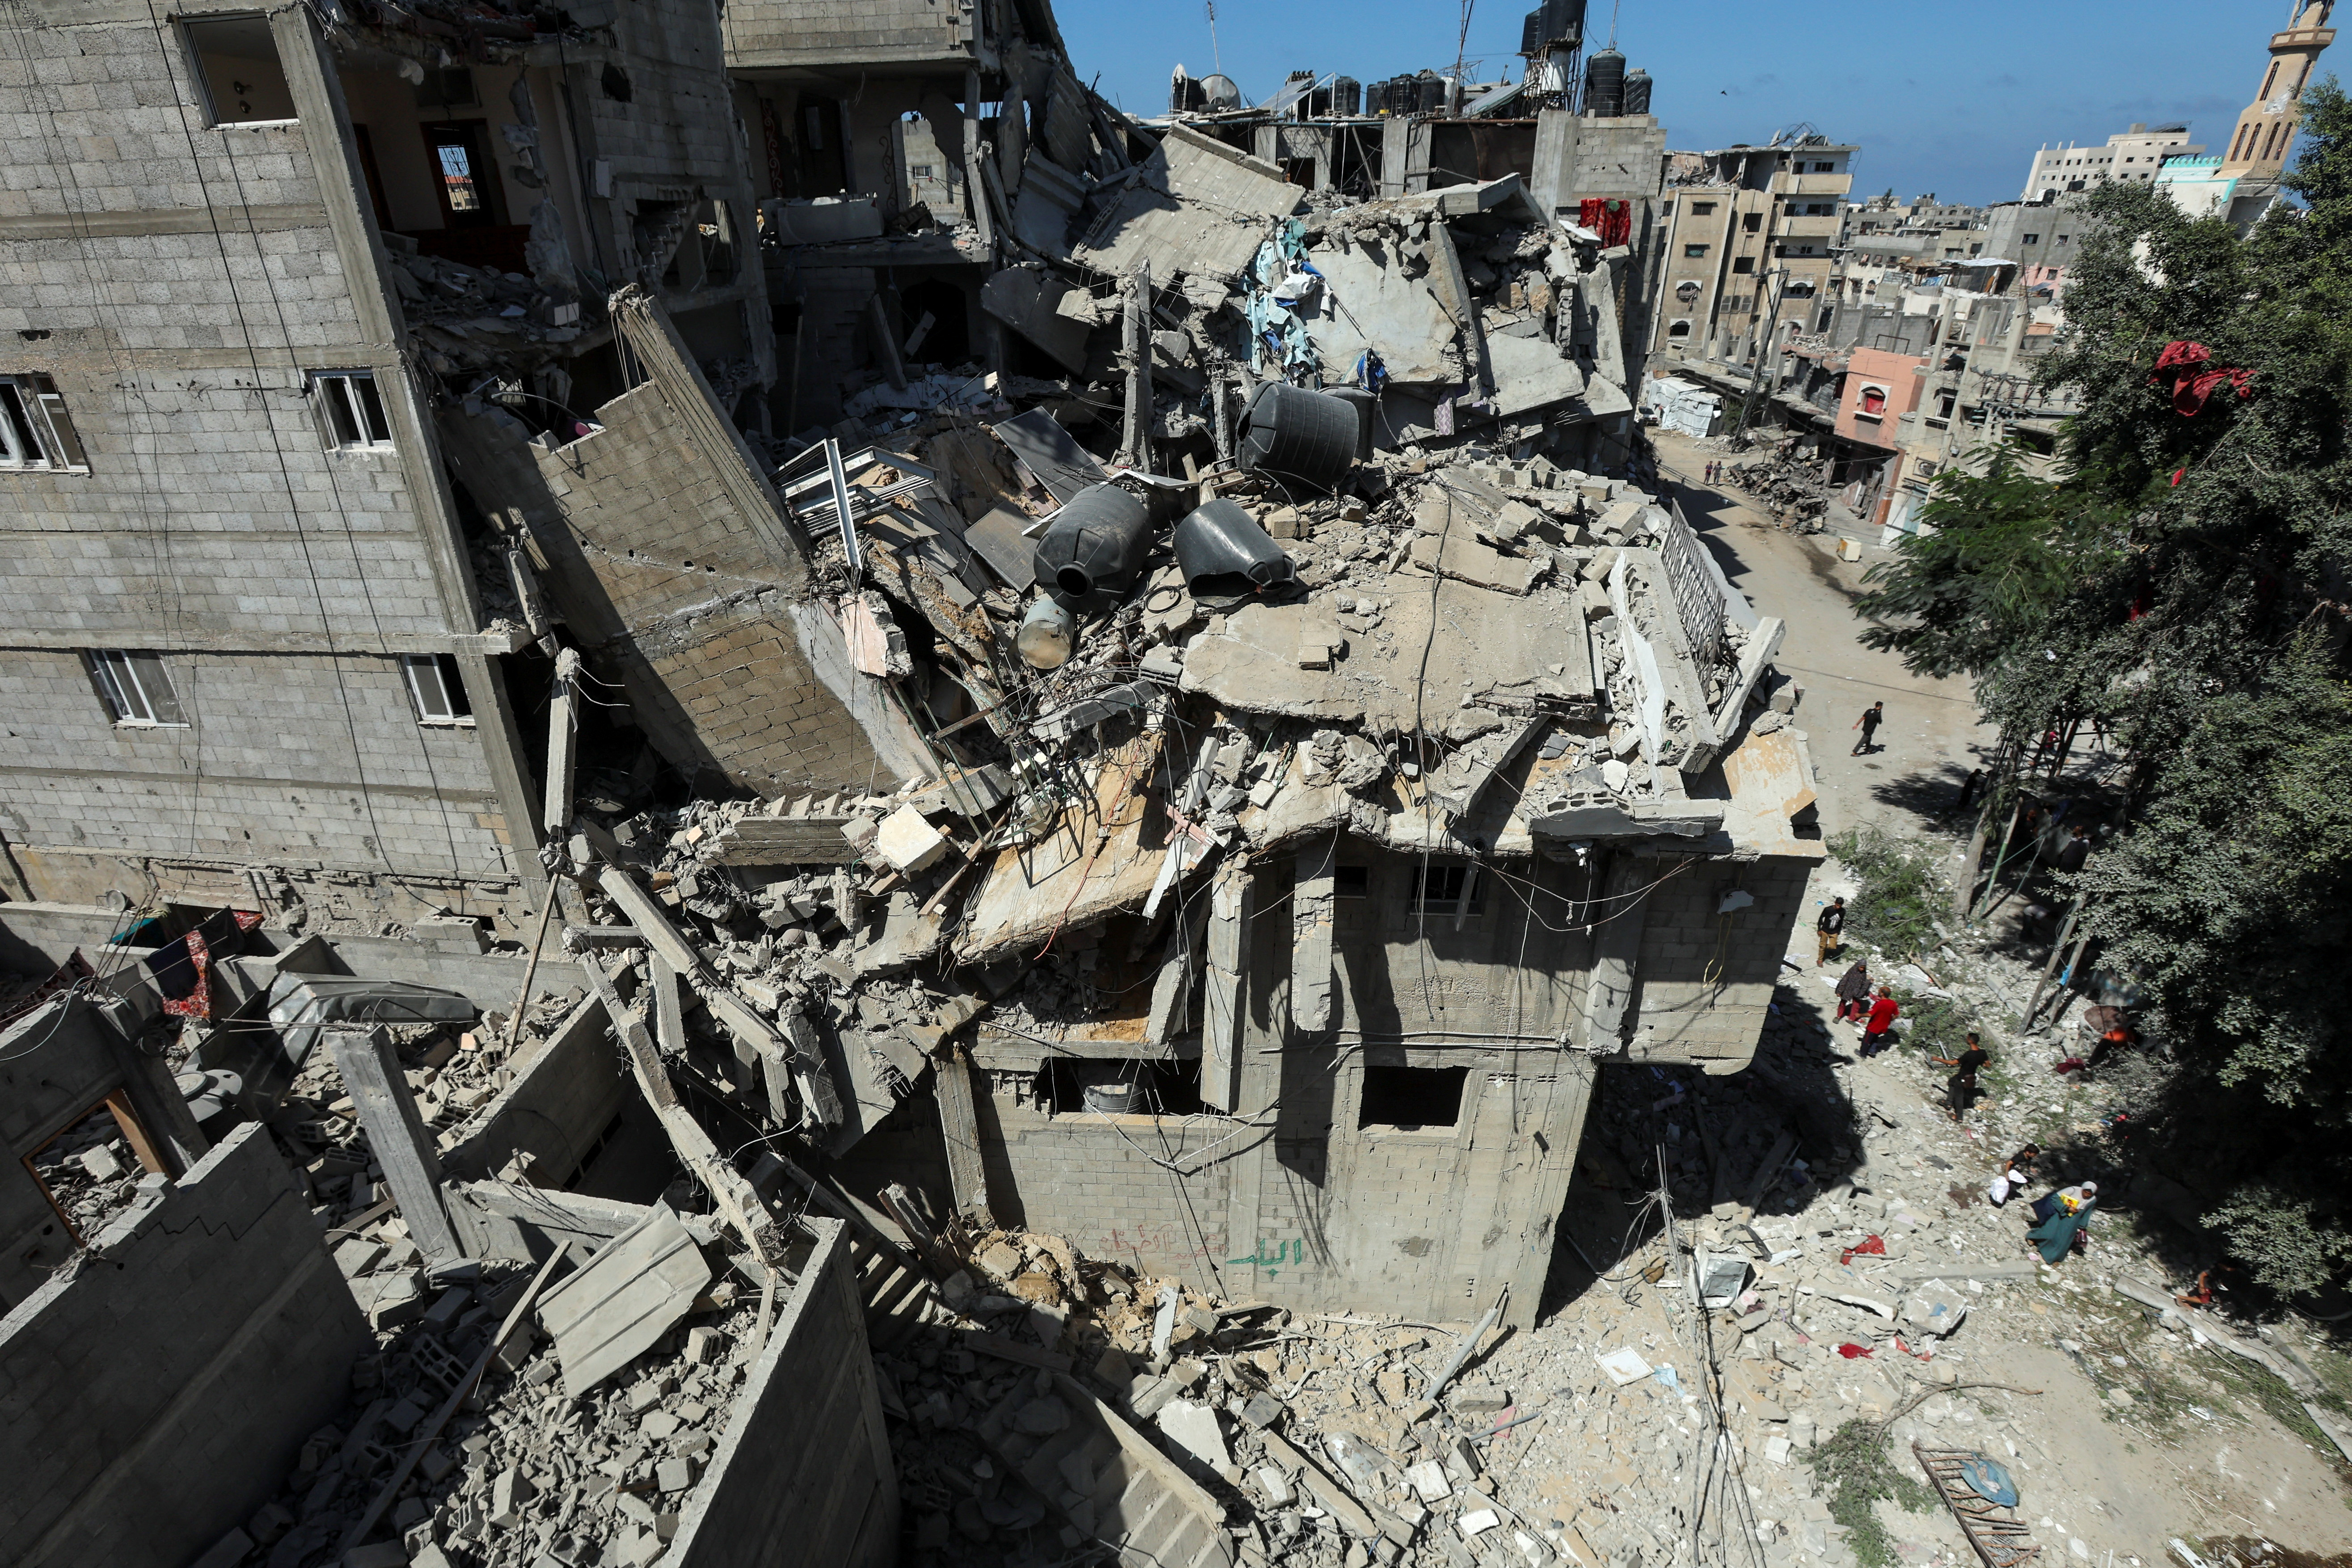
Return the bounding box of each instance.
[101,1089,165,1178]
[934,1048,995,1227]
[1258,1430,1375,1540]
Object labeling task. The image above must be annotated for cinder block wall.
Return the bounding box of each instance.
[1630,853,1811,1069]
[445,393,919,795]
[669,1217,898,1568]
[721,0,969,70]
[0,1121,369,1568]
[0,648,511,885]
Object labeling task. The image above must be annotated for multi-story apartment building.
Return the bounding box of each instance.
[1646,133,1856,375]
[0,0,916,933]
[2022,122,2201,200]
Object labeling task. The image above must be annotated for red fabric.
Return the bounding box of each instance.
[1836,1343,1874,1359]
[1840,1235,1886,1265]
[2149,340,2253,415]
[1866,996,1900,1034]
[1579,198,1633,248]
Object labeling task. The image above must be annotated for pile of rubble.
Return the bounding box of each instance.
[1723,455,1830,531]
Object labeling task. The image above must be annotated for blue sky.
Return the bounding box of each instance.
[1059,0,2310,207]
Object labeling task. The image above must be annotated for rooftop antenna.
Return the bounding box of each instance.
[1609,0,1621,46]
[1205,0,1221,77]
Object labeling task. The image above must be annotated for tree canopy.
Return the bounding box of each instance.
[1853,83,2352,1298]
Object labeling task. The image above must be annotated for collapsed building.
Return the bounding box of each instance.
[0,0,1825,1564]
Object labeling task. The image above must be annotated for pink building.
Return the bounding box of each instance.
[1836,345,1928,448]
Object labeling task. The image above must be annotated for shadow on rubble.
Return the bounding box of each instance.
[1538,988,1867,1323]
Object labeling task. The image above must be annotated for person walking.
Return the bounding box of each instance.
[1934,1032,1992,1122]
[1833,959,1872,1023]
[1851,701,1885,756]
[1816,897,1846,965]
[1859,986,1900,1057]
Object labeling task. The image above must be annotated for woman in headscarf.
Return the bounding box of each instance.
[2025,1180,2098,1264]
[1833,959,1872,1023]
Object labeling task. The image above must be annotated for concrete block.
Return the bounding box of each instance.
[657,1455,697,1493]
[873,804,947,871]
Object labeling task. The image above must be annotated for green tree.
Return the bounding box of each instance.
[1851,82,2352,1297]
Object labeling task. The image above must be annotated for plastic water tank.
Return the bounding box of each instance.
[1331,76,1361,116]
[1546,0,1586,48]
[1236,382,1361,494]
[1584,48,1625,117]
[1174,499,1296,605]
[1415,70,1447,114]
[1030,482,1153,612]
[1199,74,1242,111]
[1623,66,1652,115]
[1169,68,1204,114]
[1520,9,1544,55]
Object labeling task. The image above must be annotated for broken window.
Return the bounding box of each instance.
[1407,861,1483,917]
[1358,1064,1466,1130]
[1732,256,1755,275]
[401,653,474,725]
[1041,1057,1204,1116]
[84,649,188,727]
[0,374,89,470]
[310,371,393,450]
[182,15,296,126]
[1674,279,1702,301]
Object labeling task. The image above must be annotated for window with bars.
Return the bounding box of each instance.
[401,654,474,725]
[84,650,187,727]
[310,370,393,450]
[0,375,90,470]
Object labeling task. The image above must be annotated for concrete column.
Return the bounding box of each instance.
[328,1026,464,1266]
[1200,861,1252,1112]
[1291,833,1336,1034]
[454,649,545,912]
[1581,850,1654,1050]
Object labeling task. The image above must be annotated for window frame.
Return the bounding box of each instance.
[0,374,91,472]
[401,653,476,726]
[84,650,188,727]
[309,370,395,451]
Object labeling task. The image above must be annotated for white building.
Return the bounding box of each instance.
[2022,123,2202,201]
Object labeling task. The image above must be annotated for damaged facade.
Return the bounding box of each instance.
[3,0,1829,1564]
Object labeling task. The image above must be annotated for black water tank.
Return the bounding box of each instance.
[1032,483,1153,612]
[1307,85,1332,118]
[1331,76,1361,116]
[1520,8,1544,54]
[1546,0,1586,48]
[1169,70,1204,114]
[1174,499,1296,605]
[1584,47,1625,117]
[1415,70,1446,115]
[1237,382,1360,495]
[1623,66,1652,115]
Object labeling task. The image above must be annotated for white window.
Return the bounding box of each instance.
[0,375,90,470]
[401,654,474,725]
[311,370,393,450]
[84,650,188,727]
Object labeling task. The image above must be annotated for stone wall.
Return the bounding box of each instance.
[0,1121,369,1568]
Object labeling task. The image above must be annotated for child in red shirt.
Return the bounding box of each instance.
[1859,987,1900,1057]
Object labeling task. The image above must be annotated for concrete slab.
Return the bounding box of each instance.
[1302,233,1459,386]
[1065,123,1302,284]
[534,1202,712,1398]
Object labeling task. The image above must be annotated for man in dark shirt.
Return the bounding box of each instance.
[1816,897,1846,965]
[1936,1032,1992,1121]
[1852,701,1885,756]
